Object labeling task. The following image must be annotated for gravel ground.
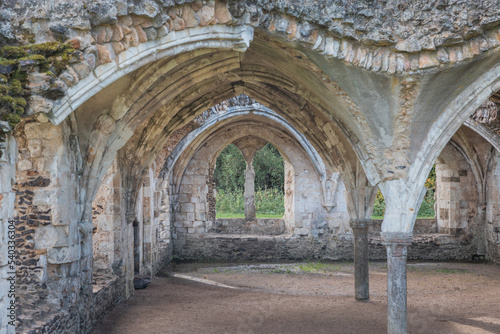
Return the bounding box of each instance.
[92,261,500,334]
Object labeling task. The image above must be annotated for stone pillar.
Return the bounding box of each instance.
[244,162,256,220]
[381,232,412,334]
[350,218,370,301]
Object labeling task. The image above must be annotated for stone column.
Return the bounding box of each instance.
[350,218,370,301]
[244,162,256,220]
[381,232,412,334]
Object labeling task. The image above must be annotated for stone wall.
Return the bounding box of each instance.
[13,118,86,334]
[213,218,286,235]
[92,160,123,274]
[173,233,478,263]
[18,274,123,334]
[436,144,479,235]
[370,219,438,235]
[486,150,500,263]
[156,175,174,271]
[0,133,16,334]
[92,161,166,277]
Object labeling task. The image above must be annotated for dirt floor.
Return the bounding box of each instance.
[92,261,500,334]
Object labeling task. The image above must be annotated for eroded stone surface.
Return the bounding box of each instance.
[1,3,500,334]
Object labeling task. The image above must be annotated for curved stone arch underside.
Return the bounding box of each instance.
[412,61,500,189]
[74,36,371,223]
[464,119,500,153]
[448,126,497,204]
[43,1,500,129]
[160,105,342,210]
[379,57,500,233]
[58,5,500,232]
[171,119,320,190]
[49,24,254,125]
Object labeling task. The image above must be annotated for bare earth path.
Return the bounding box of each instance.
[92,262,500,334]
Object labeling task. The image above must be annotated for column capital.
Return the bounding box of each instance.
[349,218,371,229]
[381,232,413,246]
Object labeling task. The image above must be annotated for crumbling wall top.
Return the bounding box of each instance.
[1,0,499,50]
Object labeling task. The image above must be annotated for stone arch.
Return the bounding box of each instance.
[168,113,350,241]
[74,45,367,226]
[159,105,328,202]
[408,60,500,201]
[464,119,500,153]
[6,3,500,334]
[432,125,497,258]
[40,2,500,130]
[435,142,480,235]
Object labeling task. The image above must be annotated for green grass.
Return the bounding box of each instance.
[257,214,283,219]
[297,261,342,273]
[216,212,283,219]
[216,188,284,217]
[216,212,245,219]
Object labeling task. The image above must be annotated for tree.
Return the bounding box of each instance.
[253,143,284,192]
[213,144,246,191]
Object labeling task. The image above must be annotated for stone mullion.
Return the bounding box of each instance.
[244,162,256,220]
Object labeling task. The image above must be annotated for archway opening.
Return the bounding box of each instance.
[213,142,285,220]
[372,166,436,220]
[213,143,246,218]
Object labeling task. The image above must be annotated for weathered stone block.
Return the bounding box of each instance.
[24,122,63,140]
[47,245,81,264]
[35,225,69,249]
[295,228,309,236]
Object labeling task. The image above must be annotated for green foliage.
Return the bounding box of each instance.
[253,143,284,191]
[215,189,245,214]
[372,190,386,217]
[214,144,246,191]
[255,188,284,216]
[372,165,436,219]
[213,143,285,193]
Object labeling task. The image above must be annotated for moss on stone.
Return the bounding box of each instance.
[1,112,21,127]
[0,95,16,107]
[9,80,23,95]
[14,97,27,107]
[0,46,28,58]
[0,41,76,136]
[27,41,68,57]
[0,59,17,66]
[19,54,47,63]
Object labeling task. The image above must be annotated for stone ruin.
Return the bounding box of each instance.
[0,1,500,333]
